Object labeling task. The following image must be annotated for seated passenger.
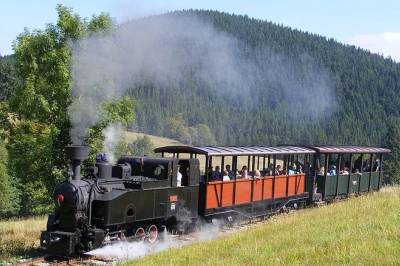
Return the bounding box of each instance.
[340,167,349,175]
[265,164,273,175]
[222,170,230,181]
[288,165,295,175]
[281,166,287,175]
[328,165,337,176]
[241,166,249,179]
[254,170,262,180]
[211,166,222,180]
[373,159,381,172]
[363,160,371,172]
[235,170,241,179]
[225,165,234,179]
[296,164,304,173]
[207,166,213,180]
[275,165,282,175]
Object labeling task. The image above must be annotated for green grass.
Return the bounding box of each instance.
[0,216,46,261]
[124,187,400,266]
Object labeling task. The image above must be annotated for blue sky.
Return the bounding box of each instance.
[1,0,400,60]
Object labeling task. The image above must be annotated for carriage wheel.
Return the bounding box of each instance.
[147,225,158,243]
[135,227,145,241]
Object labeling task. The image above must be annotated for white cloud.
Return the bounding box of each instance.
[345,32,400,62]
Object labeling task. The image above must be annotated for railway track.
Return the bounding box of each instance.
[16,255,117,266]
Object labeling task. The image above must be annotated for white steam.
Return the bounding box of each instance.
[86,220,224,261]
[102,123,125,163]
[69,13,336,144]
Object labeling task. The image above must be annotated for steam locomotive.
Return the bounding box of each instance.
[40,144,389,256]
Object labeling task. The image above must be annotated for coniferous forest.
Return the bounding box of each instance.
[1,8,400,216]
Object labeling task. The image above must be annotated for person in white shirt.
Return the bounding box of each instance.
[222,170,230,181]
[254,170,262,180]
[177,165,182,186]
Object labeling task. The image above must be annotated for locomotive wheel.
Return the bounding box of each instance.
[147,224,158,243]
[135,227,146,241]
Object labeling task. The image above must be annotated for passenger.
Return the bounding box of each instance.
[268,164,274,175]
[275,165,282,175]
[212,166,222,180]
[329,165,337,176]
[296,164,304,173]
[281,166,287,175]
[222,170,230,181]
[318,166,325,176]
[225,165,234,179]
[207,166,213,180]
[288,165,295,175]
[176,165,182,187]
[254,170,262,180]
[241,166,249,179]
[340,167,350,175]
[373,159,381,172]
[235,170,241,179]
[363,160,371,172]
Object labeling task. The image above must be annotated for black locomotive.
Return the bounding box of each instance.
[40,145,199,256]
[40,144,389,256]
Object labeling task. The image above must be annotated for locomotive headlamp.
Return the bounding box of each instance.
[55,194,64,206]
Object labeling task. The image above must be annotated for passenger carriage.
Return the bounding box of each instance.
[306,146,390,201]
[154,146,316,220]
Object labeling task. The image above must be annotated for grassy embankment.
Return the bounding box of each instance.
[125,187,400,266]
[0,216,46,261]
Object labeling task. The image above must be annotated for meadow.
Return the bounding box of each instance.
[0,216,46,261]
[124,187,400,266]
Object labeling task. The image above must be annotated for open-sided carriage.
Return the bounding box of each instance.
[306,146,390,201]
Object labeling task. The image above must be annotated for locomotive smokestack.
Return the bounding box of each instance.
[65,145,90,180]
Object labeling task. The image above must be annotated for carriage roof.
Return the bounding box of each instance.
[154,145,390,156]
[154,145,316,156]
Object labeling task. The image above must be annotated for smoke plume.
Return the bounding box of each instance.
[86,220,224,261]
[102,123,125,163]
[69,12,336,144]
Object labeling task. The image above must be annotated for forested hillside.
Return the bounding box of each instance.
[2,10,399,146]
[128,10,400,146]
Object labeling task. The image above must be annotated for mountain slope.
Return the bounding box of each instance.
[130,10,400,146]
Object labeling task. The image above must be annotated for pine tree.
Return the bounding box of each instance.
[385,119,400,184]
